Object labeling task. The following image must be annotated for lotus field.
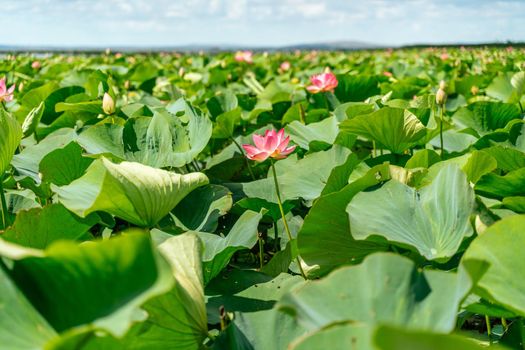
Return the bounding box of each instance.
[1,48,525,349]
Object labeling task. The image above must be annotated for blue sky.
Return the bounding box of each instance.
[2,0,524,47]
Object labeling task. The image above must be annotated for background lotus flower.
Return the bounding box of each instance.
[242,129,295,162]
[306,72,338,93]
[31,61,41,69]
[280,61,291,71]
[235,51,253,63]
[0,78,15,102]
[103,92,116,115]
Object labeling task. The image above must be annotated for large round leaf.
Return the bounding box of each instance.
[11,128,78,184]
[285,116,339,150]
[2,203,98,249]
[52,158,208,227]
[0,265,57,350]
[242,146,350,204]
[462,215,525,317]
[374,325,507,350]
[207,270,306,350]
[195,210,264,284]
[1,232,173,336]
[339,107,426,154]
[290,322,372,350]
[130,231,209,349]
[0,108,22,175]
[334,74,380,103]
[298,163,391,277]
[475,167,525,199]
[453,102,521,134]
[126,99,212,168]
[278,253,471,333]
[171,184,232,232]
[348,164,474,260]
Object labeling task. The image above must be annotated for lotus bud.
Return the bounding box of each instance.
[436,88,447,106]
[102,93,116,115]
[436,80,447,106]
[470,85,479,96]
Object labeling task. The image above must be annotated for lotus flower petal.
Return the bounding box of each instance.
[307,72,338,94]
[242,128,296,162]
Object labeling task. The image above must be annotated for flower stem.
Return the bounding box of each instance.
[273,224,279,252]
[485,315,492,343]
[0,174,9,229]
[298,103,306,124]
[325,92,340,110]
[501,317,508,331]
[270,159,307,279]
[231,136,256,181]
[439,105,445,159]
[258,232,264,269]
[518,318,525,350]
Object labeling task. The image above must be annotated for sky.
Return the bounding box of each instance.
[2,0,525,48]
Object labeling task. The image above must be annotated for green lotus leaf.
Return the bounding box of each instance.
[39,141,94,186]
[340,107,426,154]
[242,146,350,204]
[290,322,372,350]
[11,128,78,183]
[52,158,208,227]
[171,184,232,232]
[453,102,521,134]
[462,215,525,317]
[298,163,391,277]
[0,264,57,350]
[0,108,22,175]
[207,270,306,350]
[285,116,339,150]
[196,209,264,284]
[0,232,173,337]
[2,203,98,249]
[374,325,508,350]
[348,164,474,260]
[278,253,471,333]
[133,231,209,349]
[475,167,525,199]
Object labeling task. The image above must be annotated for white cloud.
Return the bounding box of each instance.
[0,0,523,46]
[225,0,247,19]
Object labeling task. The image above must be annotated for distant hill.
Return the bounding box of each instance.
[0,41,523,53]
[280,40,381,51]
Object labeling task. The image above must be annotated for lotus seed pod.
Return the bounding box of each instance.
[471,85,479,95]
[436,88,447,106]
[102,92,116,115]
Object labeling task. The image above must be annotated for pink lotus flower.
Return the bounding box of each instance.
[440,52,449,61]
[235,51,253,64]
[383,71,393,77]
[0,77,15,103]
[306,72,338,94]
[31,61,41,69]
[242,129,296,162]
[280,61,291,71]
